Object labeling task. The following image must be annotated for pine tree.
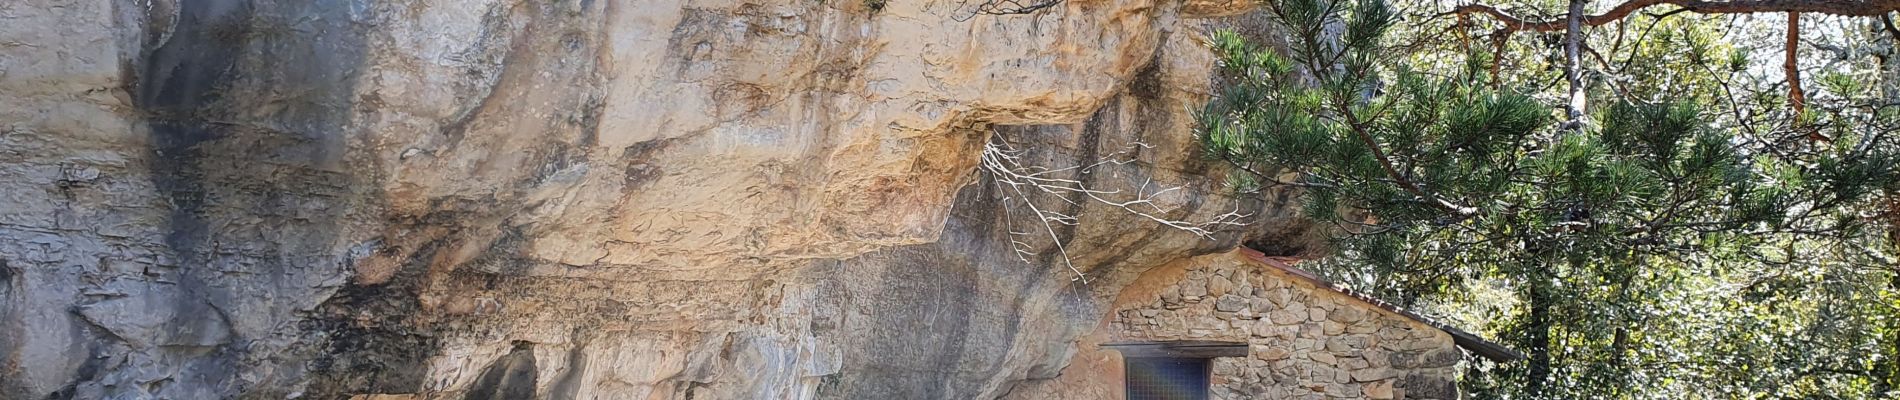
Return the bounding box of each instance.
[1199,0,1900,397]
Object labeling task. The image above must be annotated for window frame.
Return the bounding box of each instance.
[1122,356,1213,400]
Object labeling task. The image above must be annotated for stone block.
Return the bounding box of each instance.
[1268,288,1292,306]
[1421,348,1463,368]
[1328,336,1370,352]
[1300,323,1324,339]
[1216,295,1248,312]
[1161,285,1183,304]
[1251,297,1275,312]
[1377,326,1409,342]
[1340,356,1369,370]
[1183,280,1208,298]
[1214,359,1239,375]
[1252,320,1276,337]
[1285,300,1307,315]
[1364,349,1391,368]
[1325,383,1357,398]
[1391,348,1462,368]
[1352,367,1396,382]
[1310,352,1337,365]
[1330,306,1366,323]
[1195,315,1225,329]
[1209,276,1236,297]
[1255,345,1291,361]
[1364,380,1395,399]
[1312,297,1336,311]
[1397,373,1457,400]
[1322,321,1345,335]
[1269,310,1304,324]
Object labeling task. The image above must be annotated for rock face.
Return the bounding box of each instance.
[0,0,1319,399]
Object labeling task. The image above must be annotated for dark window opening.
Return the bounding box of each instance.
[1123,357,1210,400]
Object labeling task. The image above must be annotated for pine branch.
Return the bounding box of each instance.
[1447,0,1900,33]
[1333,96,1480,216]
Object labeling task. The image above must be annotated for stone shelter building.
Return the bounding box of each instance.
[1033,249,1520,400]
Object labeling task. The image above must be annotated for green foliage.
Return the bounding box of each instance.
[1199,0,1900,398]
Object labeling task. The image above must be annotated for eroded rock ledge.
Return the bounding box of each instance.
[0,0,1314,399]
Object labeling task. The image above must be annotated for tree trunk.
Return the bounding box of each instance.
[1524,261,1555,397]
[1877,272,1900,394]
[1563,0,1588,131]
[1787,12,1806,115]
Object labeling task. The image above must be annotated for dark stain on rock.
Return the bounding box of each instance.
[1126,54,1166,103]
[438,2,523,148]
[133,0,253,260]
[0,258,14,287]
[545,341,591,399]
[473,225,535,276]
[524,142,582,188]
[0,258,21,400]
[620,138,675,192]
[305,227,458,396]
[573,94,605,149]
[35,348,103,400]
[129,0,371,280]
[119,0,374,398]
[464,341,539,400]
[301,280,438,397]
[1242,217,1319,257]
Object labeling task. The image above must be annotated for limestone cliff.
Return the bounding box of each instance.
[0,0,1317,398]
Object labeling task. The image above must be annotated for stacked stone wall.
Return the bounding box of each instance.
[1107,253,1463,399]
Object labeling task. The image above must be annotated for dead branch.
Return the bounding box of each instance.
[1562,0,1588,130]
[954,0,1063,21]
[981,132,1251,283]
[1447,0,1900,33]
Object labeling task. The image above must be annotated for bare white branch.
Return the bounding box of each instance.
[979,131,1254,284]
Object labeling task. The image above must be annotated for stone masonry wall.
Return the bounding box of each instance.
[1105,251,1463,400]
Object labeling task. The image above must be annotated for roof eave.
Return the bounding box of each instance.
[1237,248,1526,363]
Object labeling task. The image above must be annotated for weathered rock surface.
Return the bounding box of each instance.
[0,0,1321,399]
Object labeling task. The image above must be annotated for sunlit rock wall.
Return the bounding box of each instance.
[0,0,1315,398]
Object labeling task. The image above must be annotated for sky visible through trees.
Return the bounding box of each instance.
[1196,0,1900,397]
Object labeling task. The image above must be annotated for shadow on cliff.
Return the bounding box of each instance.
[809,56,1282,399]
[92,0,373,398]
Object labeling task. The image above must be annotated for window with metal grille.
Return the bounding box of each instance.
[1123,357,1210,400]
